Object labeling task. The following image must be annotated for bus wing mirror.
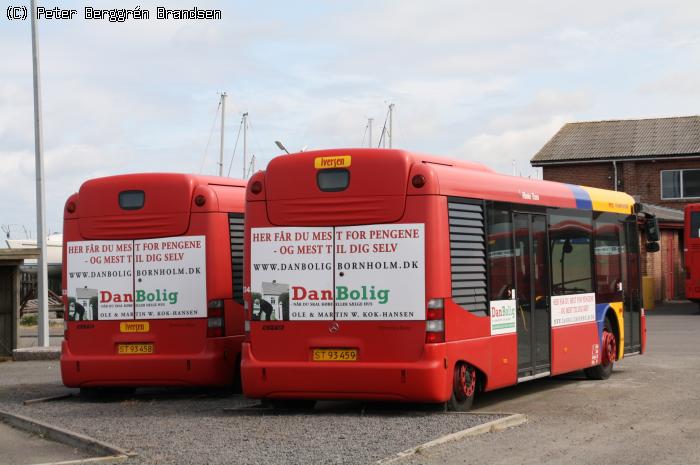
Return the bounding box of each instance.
[644,215,660,242]
[646,242,660,253]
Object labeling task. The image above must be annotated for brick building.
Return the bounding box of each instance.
[531,115,700,301]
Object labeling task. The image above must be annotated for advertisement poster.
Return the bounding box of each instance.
[250,227,334,321]
[133,237,207,319]
[489,299,517,335]
[551,292,596,327]
[335,224,424,321]
[65,236,207,321]
[66,240,134,321]
[250,224,425,321]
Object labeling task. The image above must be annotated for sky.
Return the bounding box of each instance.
[1,0,700,238]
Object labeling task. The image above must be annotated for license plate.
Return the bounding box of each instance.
[117,343,154,355]
[312,348,358,362]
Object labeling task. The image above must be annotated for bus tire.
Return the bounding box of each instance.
[230,355,243,395]
[447,362,476,411]
[270,399,317,410]
[79,387,135,399]
[584,318,616,380]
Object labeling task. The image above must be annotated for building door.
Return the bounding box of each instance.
[663,230,675,300]
[623,220,642,353]
[514,213,551,379]
[0,267,14,357]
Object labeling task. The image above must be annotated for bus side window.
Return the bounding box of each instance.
[487,208,515,301]
[594,212,623,302]
[549,210,593,296]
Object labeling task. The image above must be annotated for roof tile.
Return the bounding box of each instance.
[531,116,700,164]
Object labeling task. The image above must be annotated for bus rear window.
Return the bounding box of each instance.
[691,212,700,238]
[119,190,145,210]
[317,169,349,192]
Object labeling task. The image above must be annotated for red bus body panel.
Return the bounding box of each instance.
[550,323,599,376]
[684,204,700,300]
[241,149,637,403]
[61,173,246,388]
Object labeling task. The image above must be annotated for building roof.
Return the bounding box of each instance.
[640,203,684,223]
[531,116,700,165]
[0,248,40,263]
[261,281,288,295]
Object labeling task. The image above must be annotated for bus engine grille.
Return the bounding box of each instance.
[447,198,487,315]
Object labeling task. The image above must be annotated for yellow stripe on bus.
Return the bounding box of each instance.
[580,186,635,214]
[608,302,624,360]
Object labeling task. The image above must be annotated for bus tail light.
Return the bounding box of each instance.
[426,298,445,343]
[244,320,251,343]
[243,299,251,343]
[207,300,225,338]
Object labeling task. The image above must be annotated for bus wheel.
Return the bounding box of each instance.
[584,318,617,380]
[80,387,135,399]
[447,362,476,411]
[230,355,243,395]
[269,399,317,410]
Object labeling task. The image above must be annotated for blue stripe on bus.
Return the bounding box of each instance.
[595,303,608,347]
[567,184,593,210]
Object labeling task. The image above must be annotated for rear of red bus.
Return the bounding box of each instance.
[241,149,455,403]
[684,204,700,301]
[61,173,246,388]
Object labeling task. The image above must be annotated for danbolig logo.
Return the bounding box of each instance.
[292,285,389,304]
[100,289,179,305]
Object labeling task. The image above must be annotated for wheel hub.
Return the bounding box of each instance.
[457,364,476,399]
[602,330,617,366]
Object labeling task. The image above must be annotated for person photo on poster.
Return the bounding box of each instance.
[253,281,290,320]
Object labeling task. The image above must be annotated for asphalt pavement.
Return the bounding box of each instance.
[401,301,700,465]
[0,365,499,465]
[2,302,699,464]
[0,421,90,465]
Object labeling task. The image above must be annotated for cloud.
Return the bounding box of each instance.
[638,71,700,96]
[458,116,569,176]
[3,0,700,234]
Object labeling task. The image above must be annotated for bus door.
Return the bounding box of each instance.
[514,213,551,379]
[622,218,642,353]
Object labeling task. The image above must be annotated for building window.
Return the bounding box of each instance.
[661,169,700,199]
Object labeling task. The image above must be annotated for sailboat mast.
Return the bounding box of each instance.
[218,92,226,176]
[242,112,248,179]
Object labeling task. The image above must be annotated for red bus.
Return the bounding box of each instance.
[684,203,700,302]
[61,173,246,393]
[241,149,651,410]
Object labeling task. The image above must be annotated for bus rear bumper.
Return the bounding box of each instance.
[60,338,240,388]
[241,343,451,403]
